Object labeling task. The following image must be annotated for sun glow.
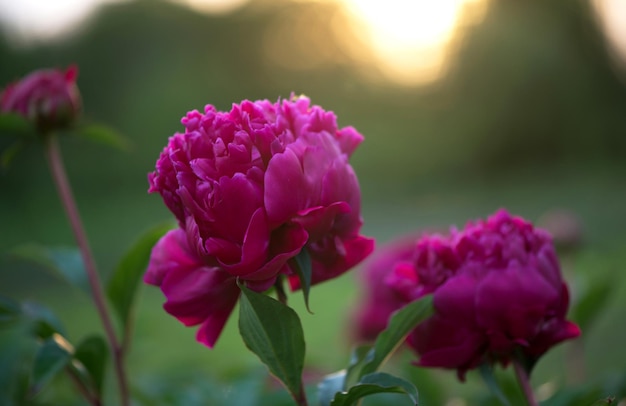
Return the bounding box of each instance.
[340,0,487,85]
[171,0,249,15]
[0,0,128,44]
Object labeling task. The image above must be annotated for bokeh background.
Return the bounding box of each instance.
[1,0,625,404]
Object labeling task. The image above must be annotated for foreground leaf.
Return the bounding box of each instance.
[360,295,434,377]
[238,283,305,403]
[0,295,22,327]
[344,345,373,389]
[31,336,72,396]
[0,113,33,136]
[74,335,109,396]
[22,301,67,339]
[107,223,172,344]
[330,372,418,406]
[11,244,89,295]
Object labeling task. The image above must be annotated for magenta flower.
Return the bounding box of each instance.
[354,209,580,379]
[147,96,374,347]
[1,65,81,133]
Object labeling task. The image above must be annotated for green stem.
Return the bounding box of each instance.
[45,136,130,406]
[513,359,538,406]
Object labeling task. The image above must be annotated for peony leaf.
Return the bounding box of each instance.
[0,113,34,136]
[74,335,109,396]
[329,372,418,406]
[344,345,373,389]
[76,124,130,151]
[360,295,434,377]
[0,295,22,328]
[22,301,67,339]
[31,335,73,396]
[107,223,172,347]
[291,248,313,313]
[238,282,306,404]
[10,244,90,295]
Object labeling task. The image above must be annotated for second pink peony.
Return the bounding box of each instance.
[354,209,580,379]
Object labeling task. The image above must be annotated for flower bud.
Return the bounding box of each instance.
[1,65,81,134]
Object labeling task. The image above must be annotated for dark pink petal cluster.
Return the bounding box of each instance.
[147,96,374,347]
[1,66,81,133]
[354,209,580,379]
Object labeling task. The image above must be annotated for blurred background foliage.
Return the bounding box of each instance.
[0,0,625,404]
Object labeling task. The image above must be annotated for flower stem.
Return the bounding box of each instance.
[45,136,129,406]
[513,359,538,406]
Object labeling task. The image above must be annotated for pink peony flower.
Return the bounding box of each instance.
[1,65,81,133]
[354,209,580,379]
[147,96,374,347]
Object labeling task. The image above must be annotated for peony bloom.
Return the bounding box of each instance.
[354,209,580,379]
[1,65,81,133]
[147,96,374,347]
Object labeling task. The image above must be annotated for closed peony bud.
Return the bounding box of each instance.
[354,209,580,380]
[146,96,374,347]
[1,65,81,134]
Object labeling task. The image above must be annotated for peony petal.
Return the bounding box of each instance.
[264,147,308,225]
[145,227,240,348]
[292,202,350,242]
[145,228,198,286]
[475,262,561,344]
[409,315,486,373]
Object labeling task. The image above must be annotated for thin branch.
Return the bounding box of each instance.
[45,136,130,406]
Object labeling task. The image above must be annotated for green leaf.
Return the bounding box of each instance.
[74,335,109,396]
[77,124,130,151]
[0,113,33,136]
[344,345,373,389]
[330,372,418,406]
[22,301,67,339]
[571,277,614,331]
[238,282,306,403]
[107,223,173,344]
[11,244,90,295]
[31,336,73,396]
[360,295,434,377]
[318,370,347,406]
[291,248,313,313]
[0,295,22,327]
[479,364,512,406]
